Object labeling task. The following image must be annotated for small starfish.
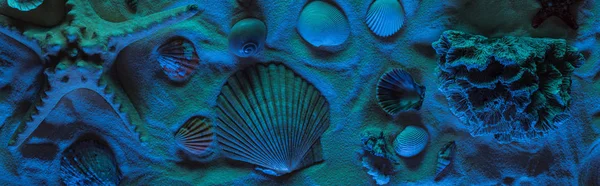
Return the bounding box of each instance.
[532,0,579,29]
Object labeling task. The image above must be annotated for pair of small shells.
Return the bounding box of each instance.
[228,18,267,58]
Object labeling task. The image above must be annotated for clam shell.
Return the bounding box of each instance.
[7,0,43,11]
[435,141,456,180]
[156,38,200,82]
[376,68,425,115]
[175,116,217,159]
[228,18,267,58]
[393,126,428,157]
[60,139,121,185]
[297,1,350,47]
[216,63,330,176]
[366,0,405,37]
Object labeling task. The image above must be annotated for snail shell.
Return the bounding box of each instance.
[228,18,267,58]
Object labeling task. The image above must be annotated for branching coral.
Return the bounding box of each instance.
[432,30,584,143]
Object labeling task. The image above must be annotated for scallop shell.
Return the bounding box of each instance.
[156,38,200,82]
[297,1,350,47]
[366,0,405,37]
[175,116,216,159]
[7,0,43,11]
[435,141,456,180]
[393,126,428,157]
[60,139,121,185]
[376,68,425,115]
[216,63,330,176]
[228,18,267,58]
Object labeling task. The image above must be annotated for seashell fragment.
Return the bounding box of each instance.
[216,63,330,176]
[376,68,425,115]
[435,141,456,180]
[366,0,405,37]
[297,1,350,47]
[60,139,121,185]
[156,38,200,82]
[393,126,428,157]
[175,116,217,159]
[228,18,267,58]
[7,0,43,11]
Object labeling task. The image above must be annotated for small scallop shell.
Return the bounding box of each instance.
[156,38,200,82]
[435,141,456,180]
[366,0,405,37]
[297,1,350,47]
[7,0,43,11]
[175,116,216,159]
[376,68,425,115]
[393,126,428,157]
[60,139,121,185]
[228,18,267,58]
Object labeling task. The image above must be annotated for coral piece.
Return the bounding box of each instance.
[7,0,43,11]
[366,0,405,37]
[174,116,217,160]
[361,155,393,185]
[156,37,200,82]
[393,126,428,157]
[228,18,267,58]
[432,30,584,143]
[359,130,399,185]
[376,68,425,115]
[216,63,330,176]
[435,141,456,180]
[361,131,393,158]
[297,1,350,47]
[60,139,122,185]
[532,0,578,29]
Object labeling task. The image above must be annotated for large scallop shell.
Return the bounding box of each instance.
[156,38,200,82]
[376,68,425,115]
[216,63,330,176]
[228,18,266,58]
[7,0,43,11]
[60,139,121,185]
[393,126,428,157]
[366,0,405,37]
[175,116,217,159]
[435,141,456,180]
[297,1,350,47]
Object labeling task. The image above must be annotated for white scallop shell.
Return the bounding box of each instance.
[228,18,267,58]
[297,1,350,47]
[393,126,428,157]
[366,0,405,37]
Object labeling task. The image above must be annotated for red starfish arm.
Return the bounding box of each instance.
[557,11,579,29]
[532,9,552,28]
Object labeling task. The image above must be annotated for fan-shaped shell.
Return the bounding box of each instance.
[366,0,405,37]
[228,18,266,58]
[376,69,425,115]
[60,139,121,185]
[7,0,43,11]
[393,126,428,157]
[175,116,216,158]
[297,1,350,47]
[435,141,456,180]
[156,38,200,82]
[216,63,330,176]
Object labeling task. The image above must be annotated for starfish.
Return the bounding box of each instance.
[532,0,579,29]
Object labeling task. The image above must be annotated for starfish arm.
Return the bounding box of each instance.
[557,11,579,29]
[0,24,43,59]
[532,9,552,28]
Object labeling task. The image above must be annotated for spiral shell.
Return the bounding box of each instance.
[366,0,405,37]
[393,126,428,157]
[7,0,43,11]
[228,18,267,58]
[435,141,456,180]
[297,1,350,47]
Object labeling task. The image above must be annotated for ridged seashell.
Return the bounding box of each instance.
[435,141,456,180]
[60,139,121,185]
[7,0,43,11]
[376,69,425,115]
[366,0,405,37]
[216,63,330,176]
[175,116,216,158]
[228,18,267,58]
[297,1,350,47]
[393,126,428,157]
[126,0,138,13]
[156,38,200,82]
